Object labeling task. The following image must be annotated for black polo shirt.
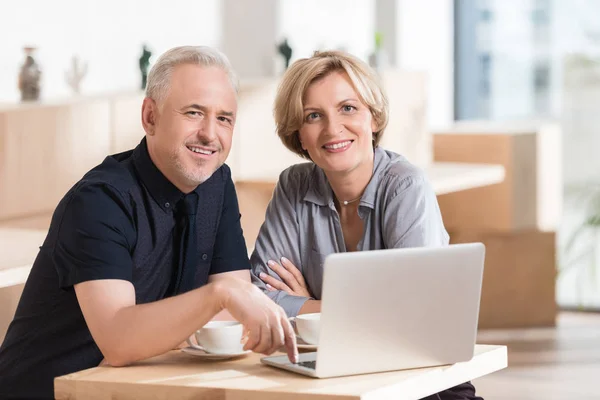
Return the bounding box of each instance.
[0,138,250,399]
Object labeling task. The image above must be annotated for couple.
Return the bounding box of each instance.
[0,46,481,400]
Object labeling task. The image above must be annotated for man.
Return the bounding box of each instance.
[0,46,297,400]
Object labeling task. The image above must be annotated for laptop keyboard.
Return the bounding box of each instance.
[297,360,317,369]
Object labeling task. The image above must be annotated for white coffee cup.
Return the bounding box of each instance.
[186,321,244,354]
[292,313,321,345]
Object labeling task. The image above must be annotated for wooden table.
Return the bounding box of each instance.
[55,344,507,400]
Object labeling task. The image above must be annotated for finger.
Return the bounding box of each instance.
[267,260,298,288]
[281,313,299,363]
[266,283,277,292]
[253,323,273,354]
[267,317,285,355]
[241,329,250,346]
[260,273,292,293]
[243,324,261,351]
[280,257,306,285]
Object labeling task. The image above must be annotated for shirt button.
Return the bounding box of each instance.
[165,202,170,208]
[202,253,208,261]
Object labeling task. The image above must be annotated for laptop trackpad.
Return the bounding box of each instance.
[262,352,317,371]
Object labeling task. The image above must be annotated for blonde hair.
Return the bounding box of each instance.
[274,50,389,159]
[146,46,238,104]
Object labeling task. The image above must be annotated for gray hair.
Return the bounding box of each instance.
[145,45,239,103]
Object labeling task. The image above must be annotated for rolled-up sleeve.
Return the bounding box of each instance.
[250,169,311,317]
[382,175,449,248]
[53,184,136,289]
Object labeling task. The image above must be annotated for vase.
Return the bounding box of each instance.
[18,47,42,101]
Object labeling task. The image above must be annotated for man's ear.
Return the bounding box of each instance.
[141,98,158,136]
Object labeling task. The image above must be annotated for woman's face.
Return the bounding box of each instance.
[298,71,377,175]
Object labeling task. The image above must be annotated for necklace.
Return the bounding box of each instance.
[341,195,362,206]
[336,185,367,206]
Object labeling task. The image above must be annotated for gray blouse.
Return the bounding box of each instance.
[250,147,449,317]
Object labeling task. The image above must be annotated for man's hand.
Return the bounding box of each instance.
[209,270,251,321]
[259,257,312,298]
[215,278,298,363]
[76,276,298,368]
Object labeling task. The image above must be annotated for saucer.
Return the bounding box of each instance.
[296,337,318,351]
[181,346,251,360]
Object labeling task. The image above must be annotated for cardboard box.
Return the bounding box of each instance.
[235,181,276,251]
[434,121,562,233]
[451,230,557,329]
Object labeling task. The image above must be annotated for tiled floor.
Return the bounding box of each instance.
[474,312,600,399]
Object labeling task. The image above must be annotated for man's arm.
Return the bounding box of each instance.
[76,279,220,366]
[174,271,250,352]
[76,275,297,367]
[58,183,295,367]
[209,270,250,321]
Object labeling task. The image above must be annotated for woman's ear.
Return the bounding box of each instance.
[371,118,378,134]
[297,132,306,150]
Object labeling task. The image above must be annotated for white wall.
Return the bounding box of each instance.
[487,1,535,120]
[279,0,375,63]
[0,0,221,102]
[395,0,454,130]
[222,0,279,79]
[550,0,600,121]
[375,0,399,66]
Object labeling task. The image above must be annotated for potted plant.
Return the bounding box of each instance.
[559,184,600,306]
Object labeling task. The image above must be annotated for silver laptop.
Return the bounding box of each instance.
[261,243,485,378]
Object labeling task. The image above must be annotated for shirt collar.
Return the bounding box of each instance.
[303,147,390,210]
[360,147,390,209]
[133,137,185,212]
[302,165,334,207]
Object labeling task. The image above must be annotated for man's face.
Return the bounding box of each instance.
[144,64,237,193]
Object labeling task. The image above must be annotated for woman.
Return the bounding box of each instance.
[250,51,482,400]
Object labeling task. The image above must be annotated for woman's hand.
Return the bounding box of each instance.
[259,257,312,298]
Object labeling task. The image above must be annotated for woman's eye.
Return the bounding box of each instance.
[342,105,356,112]
[306,112,320,121]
